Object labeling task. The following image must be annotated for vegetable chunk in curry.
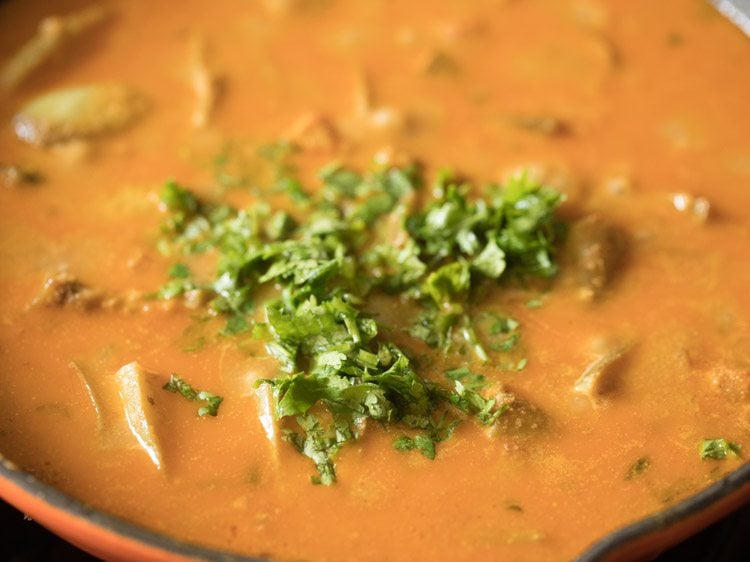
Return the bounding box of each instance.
[0,1,749,561]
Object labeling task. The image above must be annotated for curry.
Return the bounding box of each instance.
[0,1,749,561]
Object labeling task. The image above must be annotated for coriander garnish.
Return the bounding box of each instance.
[699,438,742,460]
[156,155,565,483]
[163,374,224,417]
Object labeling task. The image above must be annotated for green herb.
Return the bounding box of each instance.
[393,434,437,459]
[283,415,352,485]
[362,240,426,293]
[276,176,311,204]
[625,456,651,480]
[169,263,190,279]
[393,412,460,461]
[445,367,508,425]
[156,263,198,300]
[403,171,562,360]
[156,154,565,483]
[163,374,224,417]
[699,438,742,460]
[161,179,199,216]
[265,210,296,241]
[220,314,250,336]
[482,312,521,353]
[319,162,363,199]
[406,170,562,276]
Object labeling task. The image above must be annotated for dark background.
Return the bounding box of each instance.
[1,499,749,561]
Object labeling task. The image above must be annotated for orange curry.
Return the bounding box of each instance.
[0,1,749,561]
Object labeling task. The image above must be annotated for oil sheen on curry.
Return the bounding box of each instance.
[0,1,748,561]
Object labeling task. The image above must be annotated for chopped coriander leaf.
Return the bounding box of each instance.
[275,176,310,204]
[155,263,200,300]
[460,323,489,364]
[319,162,363,199]
[265,210,296,240]
[699,438,742,460]
[414,435,437,459]
[156,153,565,483]
[320,162,420,227]
[445,366,472,380]
[479,311,521,354]
[445,368,508,425]
[402,171,562,359]
[283,415,352,485]
[157,279,193,300]
[169,263,191,279]
[422,260,471,306]
[406,170,563,276]
[220,314,251,336]
[161,179,198,215]
[489,334,519,353]
[163,374,224,417]
[393,435,416,451]
[362,240,426,293]
[499,171,565,277]
[393,415,459,461]
[472,239,506,279]
[487,313,519,335]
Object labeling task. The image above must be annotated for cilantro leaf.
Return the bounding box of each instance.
[284,415,352,485]
[472,238,506,279]
[445,368,508,425]
[157,263,197,300]
[362,240,427,293]
[163,374,224,417]
[393,434,437,459]
[699,438,742,460]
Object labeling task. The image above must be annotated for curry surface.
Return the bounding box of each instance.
[1,1,749,561]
